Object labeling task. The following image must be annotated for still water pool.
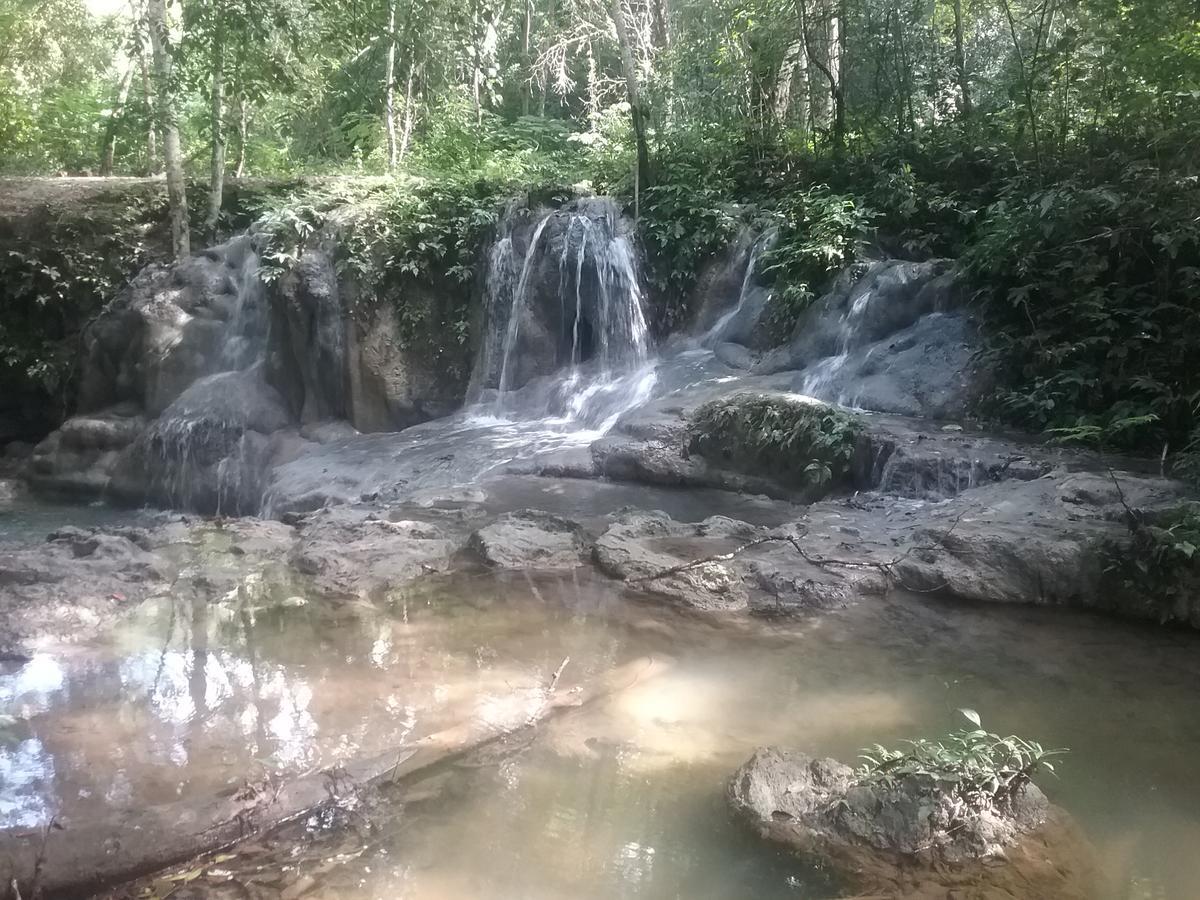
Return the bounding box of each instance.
[2,509,1199,898]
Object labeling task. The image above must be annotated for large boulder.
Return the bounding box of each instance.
[108,368,293,514]
[729,747,1099,899]
[593,510,758,611]
[78,234,266,417]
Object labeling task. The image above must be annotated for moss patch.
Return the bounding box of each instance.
[688,392,864,490]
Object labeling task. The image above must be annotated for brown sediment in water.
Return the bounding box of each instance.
[0,654,671,899]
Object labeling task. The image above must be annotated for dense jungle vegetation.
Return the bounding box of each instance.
[2,0,1199,471]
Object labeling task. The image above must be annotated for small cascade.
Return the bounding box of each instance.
[799,276,876,402]
[475,198,655,432]
[128,235,286,514]
[701,231,773,348]
[495,214,554,397]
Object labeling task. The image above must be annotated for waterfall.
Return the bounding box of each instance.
[701,231,774,348]
[495,214,553,397]
[799,276,875,401]
[476,198,655,432]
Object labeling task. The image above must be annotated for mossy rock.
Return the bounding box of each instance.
[687,392,864,492]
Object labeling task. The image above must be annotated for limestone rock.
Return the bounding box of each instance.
[729,746,1100,899]
[592,511,760,611]
[469,509,587,569]
[290,506,461,599]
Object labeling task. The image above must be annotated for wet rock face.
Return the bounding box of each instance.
[753,259,980,420]
[729,747,1099,899]
[469,509,588,569]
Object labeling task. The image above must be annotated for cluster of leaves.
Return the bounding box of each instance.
[757,186,872,340]
[253,175,531,385]
[688,393,862,490]
[856,710,1066,816]
[0,190,167,433]
[633,142,744,334]
[965,159,1200,456]
[1102,505,1200,621]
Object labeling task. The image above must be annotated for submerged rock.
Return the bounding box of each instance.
[469,509,588,569]
[729,746,1099,899]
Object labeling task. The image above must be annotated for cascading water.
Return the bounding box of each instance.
[701,231,774,349]
[798,278,874,404]
[136,235,282,514]
[479,198,656,433]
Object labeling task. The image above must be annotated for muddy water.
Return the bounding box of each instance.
[3,520,1200,898]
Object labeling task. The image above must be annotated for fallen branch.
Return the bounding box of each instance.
[627,535,788,583]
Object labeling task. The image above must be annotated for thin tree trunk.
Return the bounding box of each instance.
[608,0,652,191]
[521,0,533,115]
[234,92,248,177]
[999,0,1049,168]
[795,0,839,150]
[384,0,399,172]
[538,0,558,115]
[831,0,847,154]
[147,0,189,259]
[586,40,600,130]
[952,0,972,118]
[99,60,135,176]
[139,48,159,175]
[470,0,482,123]
[205,15,226,233]
[398,58,417,161]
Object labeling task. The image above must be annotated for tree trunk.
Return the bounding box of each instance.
[384,0,399,172]
[99,61,134,176]
[205,15,226,234]
[521,0,532,115]
[831,0,846,155]
[147,0,189,260]
[952,0,972,118]
[398,58,417,161]
[139,49,159,175]
[586,40,600,130]
[234,92,248,177]
[538,0,558,115]
[608,0,652,192]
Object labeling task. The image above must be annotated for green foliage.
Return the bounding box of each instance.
[0,192,164,427]
[856,710,1066,816]
[633,141,743,333]
[758,186,872,339]
[1102,505,1200,620]
[965,161,1200,454]
[689,393,863,490]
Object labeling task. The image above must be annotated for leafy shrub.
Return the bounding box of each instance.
[856,709,1065,816]
[688,392,863,489]
[758,186,872,339]
[1102,505,1200,621]
[964,162,1200,454]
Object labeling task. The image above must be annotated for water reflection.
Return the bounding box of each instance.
[0,570,644,831]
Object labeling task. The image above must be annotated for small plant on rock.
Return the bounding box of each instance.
[854,709,1066,817]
